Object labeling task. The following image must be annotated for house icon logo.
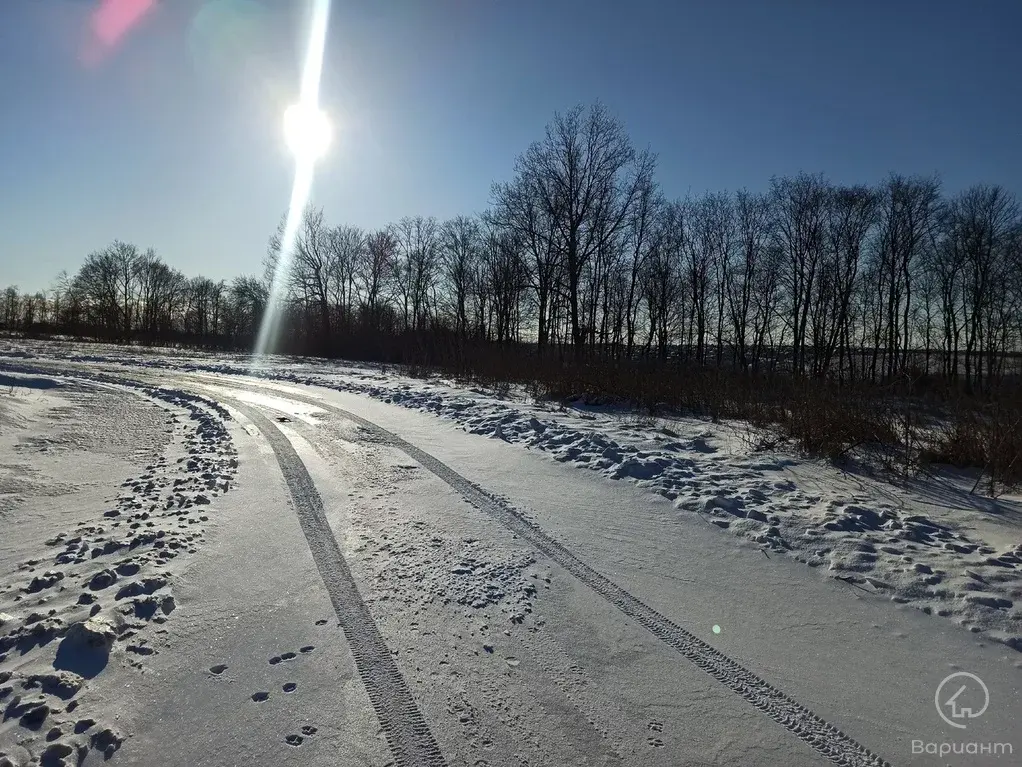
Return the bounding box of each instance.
[935,672,990,729]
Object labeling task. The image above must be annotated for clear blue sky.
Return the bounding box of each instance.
[2,0,1020,292]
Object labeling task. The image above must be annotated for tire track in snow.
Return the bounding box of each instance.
[263,389,891,767]
[226,401,448,767]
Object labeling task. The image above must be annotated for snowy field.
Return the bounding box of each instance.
[1,339,1020,766]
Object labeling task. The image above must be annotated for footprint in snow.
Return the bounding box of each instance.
[251,692,269,702]
[283,683,297,693]
[284,734,303,747]
[209,664,227,675]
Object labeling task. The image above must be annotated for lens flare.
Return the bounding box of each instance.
[84,0,156,65]
[254,0,332,360]
[94,0,155,45]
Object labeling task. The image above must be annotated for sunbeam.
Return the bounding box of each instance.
[253,0,332,361]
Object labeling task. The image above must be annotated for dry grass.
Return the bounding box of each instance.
[923,397,1022,495]
[406,344,1022,494]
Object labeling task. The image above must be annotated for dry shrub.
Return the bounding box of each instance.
[774,384,899,461]
[407,344,1021,491]
[926,418,986,469]
[925,398,1022,493]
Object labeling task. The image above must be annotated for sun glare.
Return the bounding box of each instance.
[254,0,332,361]
[283,102,331,162]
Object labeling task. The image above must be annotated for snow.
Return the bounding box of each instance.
[290,369,1022,655]
[0,370,236,764]
[1,339,1021,765]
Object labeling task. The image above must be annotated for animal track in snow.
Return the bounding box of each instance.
[269,650,298,665]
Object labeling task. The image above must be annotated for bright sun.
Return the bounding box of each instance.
[283,102,331,161]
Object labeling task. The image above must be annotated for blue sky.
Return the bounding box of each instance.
[2,0,1020,292]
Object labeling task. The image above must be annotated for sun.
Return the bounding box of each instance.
[283,102,331,162]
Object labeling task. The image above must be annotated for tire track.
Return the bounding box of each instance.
[3,363,449,766]
[18,364,890,765]
[238,385,892,767]
[225,400,448,767]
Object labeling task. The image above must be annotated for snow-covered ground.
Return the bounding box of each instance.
[0,368,236,765]
[1,338,1020,766]
[8,339,1020,653]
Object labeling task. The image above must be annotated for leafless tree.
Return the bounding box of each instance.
[818,185,878,378]
[621,176,663,357]
[225,275,268,343]
[391,216,439,331]
[267,206,333,343]
[771,173,829,376]
[515,103,656,356]
[727,190,771,370]
[872,174,941,379]
[440,216,482,338]
[490,172,562,353]
[359,230,397,330]
[944,185,1020,391]
[326,225,366,330]
[642,200,686,359]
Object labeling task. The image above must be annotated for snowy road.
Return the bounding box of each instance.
[1,356,1020,766]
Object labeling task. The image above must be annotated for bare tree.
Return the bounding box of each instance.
[872,174,941,379]
[690,192,735,365]
[326,225,366,330]
[621,176,663,357]
[391,216,439,332]
[642,200,686,359]
[184,276,225,339]
[945,185,1020,391]
[1,286,19,329]
[136,251,186,339]
[490,172,562,353]
[516,103,656,356]
[359,230,397,330]
[440,216,482,338]
[727,190,772,370]
[267,206,333,345]
[819,185,878,378]
[771,173,829,376]
[226,276,268,343]
[74,246,121,335]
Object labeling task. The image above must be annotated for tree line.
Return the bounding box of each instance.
[4,103,1022,394]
